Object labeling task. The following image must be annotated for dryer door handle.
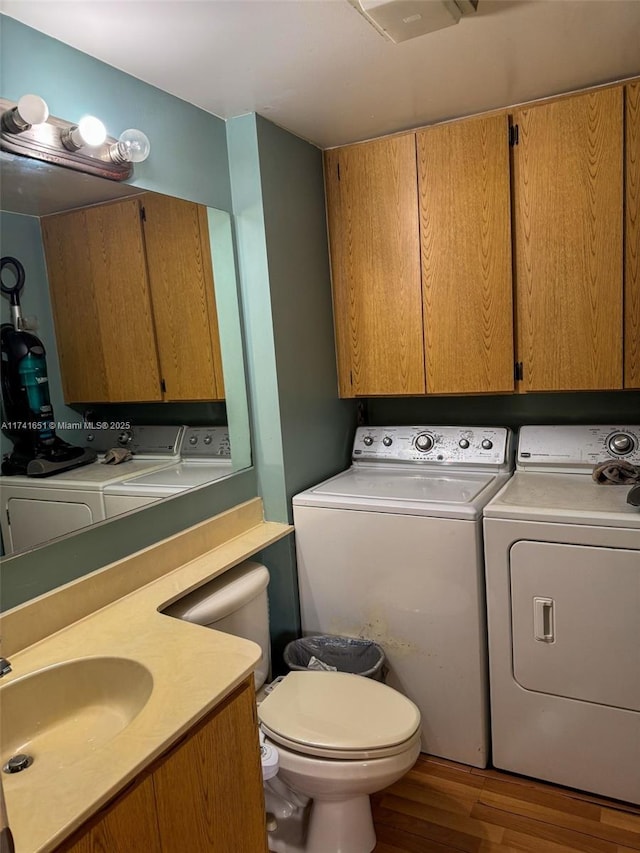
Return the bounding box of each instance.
[533,597,555,642]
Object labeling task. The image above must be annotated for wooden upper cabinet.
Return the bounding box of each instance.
[42,199,163,403]
[141,194,225,401]
[417,114,514,394]
[325,135,425,397]
[42,194,225,404]
[512,87,624,392]
[625,82,640,389]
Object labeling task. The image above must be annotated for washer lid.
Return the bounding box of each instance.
[293,468,506,519]
[258,671,420,752]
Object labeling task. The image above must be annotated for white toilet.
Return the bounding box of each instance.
[164,560,421,853]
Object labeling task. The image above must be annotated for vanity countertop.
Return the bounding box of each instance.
[0,498,292,853]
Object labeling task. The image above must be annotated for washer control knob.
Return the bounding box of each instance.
[203,435,213,445]
[117,430,132,446]
[481,439,493,450]
[363,435,374,447]
[608,433,634,455]
[459,439,470,449]
[382,436,393,447]
[415,433,434,452]
[189,435,198,446]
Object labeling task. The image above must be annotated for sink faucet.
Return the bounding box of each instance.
[0,658,11,677]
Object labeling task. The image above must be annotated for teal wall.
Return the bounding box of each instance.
[0,17,259,607]
[367,390,640,428]
[227,114,357,666]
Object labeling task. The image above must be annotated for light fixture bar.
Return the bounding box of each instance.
[0,98,139,181]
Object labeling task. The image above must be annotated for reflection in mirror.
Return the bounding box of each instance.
[0,152,251,558]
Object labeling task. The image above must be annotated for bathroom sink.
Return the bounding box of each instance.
[0,657,153,769]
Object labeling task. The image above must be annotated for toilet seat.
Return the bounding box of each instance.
[258,671,421,760]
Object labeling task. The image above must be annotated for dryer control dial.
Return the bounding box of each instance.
[415,433,434,452]
[607,432,635,456]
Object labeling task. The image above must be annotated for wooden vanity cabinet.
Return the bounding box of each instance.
[56,678,268,853]
[416,113,514,394]
[511,86,624,392]
[42,194,225,404]
[625,81,640,389]
[324,134,426,397]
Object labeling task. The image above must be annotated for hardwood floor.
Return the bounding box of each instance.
[372,755,640,853]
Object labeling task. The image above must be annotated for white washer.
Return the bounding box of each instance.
[103,427,232,517]
[0,426,182,553]
[484,425,640,804]
[292,425,514,768]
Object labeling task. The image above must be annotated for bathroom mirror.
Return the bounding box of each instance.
[0,151,252,562]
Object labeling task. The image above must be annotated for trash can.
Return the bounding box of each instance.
[284,635,386,681]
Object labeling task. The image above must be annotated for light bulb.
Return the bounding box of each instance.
[61,115,107,151]
[17,94,49,126]
[77,116,107,146]
[1,93,49,133]
[110,128,151,164]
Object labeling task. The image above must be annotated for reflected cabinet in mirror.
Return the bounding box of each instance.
[0,154,251,560]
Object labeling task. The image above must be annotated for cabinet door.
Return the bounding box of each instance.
[141,194,225,401]
[325,135,425,397]
[512,87,624,391]
[56,775,160,852]
[626,82,640,388]
[152,680,267,852]
[42,199,163,403]
[417,114,514,394]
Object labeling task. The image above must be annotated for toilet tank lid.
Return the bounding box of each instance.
[163,560,269,624]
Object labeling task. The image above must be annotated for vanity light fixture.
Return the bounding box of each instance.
[0,95,150,181]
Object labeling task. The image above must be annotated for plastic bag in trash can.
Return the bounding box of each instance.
[284,635,386,680]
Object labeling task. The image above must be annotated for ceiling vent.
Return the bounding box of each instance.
[348,0,478,43]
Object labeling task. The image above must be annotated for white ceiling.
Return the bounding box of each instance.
[3,0,640,149]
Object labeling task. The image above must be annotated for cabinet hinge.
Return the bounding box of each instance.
[337,162,341,181]
[161,378,166,393]
[509,124,519,147]
[514,361,524,381]
[140,205,146,222]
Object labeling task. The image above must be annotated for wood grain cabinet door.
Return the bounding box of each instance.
[152,680,268,853]
[417,114,514,394]
[42,199,163,403]
[56,775,161,853]
[512,87,624,391]
[324,135,426,397]
[141,194,225,401]
[625,82,640,389]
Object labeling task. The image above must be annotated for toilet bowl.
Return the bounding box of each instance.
[259,670,421,853]
[164,561,421,853]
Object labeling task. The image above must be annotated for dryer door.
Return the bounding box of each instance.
[510,541,640,711]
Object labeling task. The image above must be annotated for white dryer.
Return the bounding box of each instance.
[292,425,514,768]
[484,425,640,804]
